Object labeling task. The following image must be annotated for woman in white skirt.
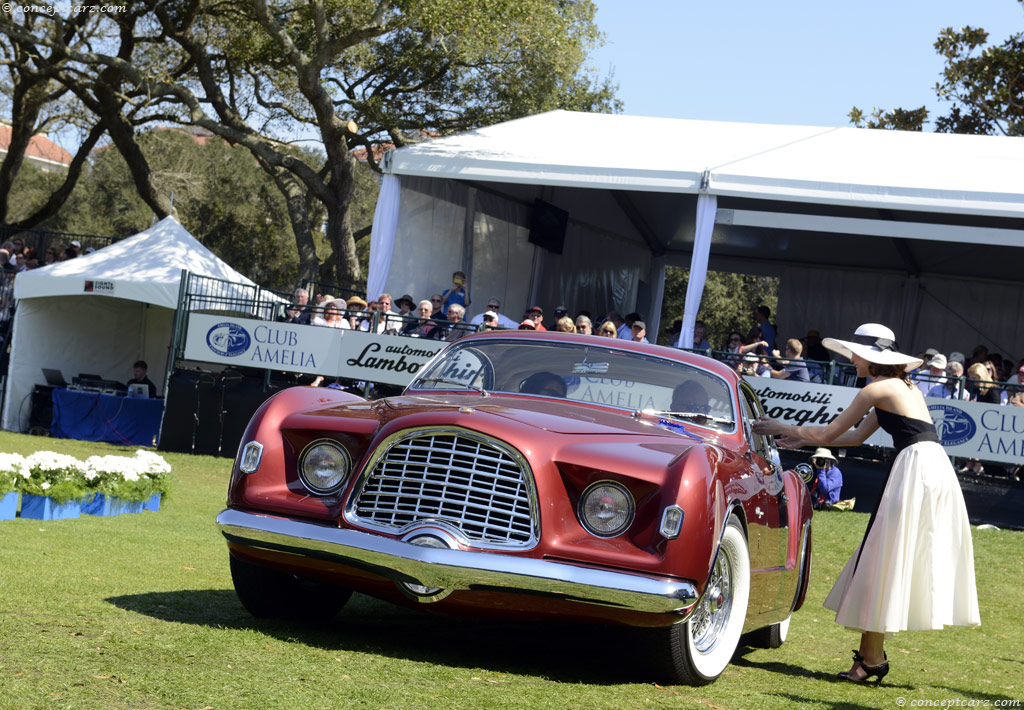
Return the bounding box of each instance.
[752,323,980,683]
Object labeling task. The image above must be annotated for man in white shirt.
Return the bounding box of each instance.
[916,353,947,395]
[470,297,518,329]
[927,361,970,400]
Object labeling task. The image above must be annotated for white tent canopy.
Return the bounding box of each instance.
[382,110,1024,218]
[370,110,1024,356]
[2,216,259,433]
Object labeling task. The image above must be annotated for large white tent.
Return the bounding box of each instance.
[2,216,259,433]
[369,110,1024,357]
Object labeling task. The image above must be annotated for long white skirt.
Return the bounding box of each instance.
[823,441,981,633]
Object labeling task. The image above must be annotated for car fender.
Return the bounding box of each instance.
[781,468,813,570]
[781,468,813,612]
[228,386,366,508]
[665,444,743,596]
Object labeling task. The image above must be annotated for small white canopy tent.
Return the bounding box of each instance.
[369,110,1024,357]
[2,216,260,433]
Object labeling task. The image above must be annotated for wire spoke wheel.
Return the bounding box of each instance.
[646,513,750,685]
[690,541,735,653]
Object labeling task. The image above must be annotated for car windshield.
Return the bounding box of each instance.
[409,338,735,431]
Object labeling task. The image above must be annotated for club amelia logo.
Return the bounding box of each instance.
[206,322,251,357]
[928,404,976,447]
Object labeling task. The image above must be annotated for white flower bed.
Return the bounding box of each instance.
[2,449,173,504]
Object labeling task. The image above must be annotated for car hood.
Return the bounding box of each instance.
[368,393,714,441]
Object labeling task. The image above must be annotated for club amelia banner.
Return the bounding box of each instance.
[183,314,445,386]
[746,376,1024,466]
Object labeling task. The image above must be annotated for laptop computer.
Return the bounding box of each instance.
[41,368,68,387]
[127,383,150,399]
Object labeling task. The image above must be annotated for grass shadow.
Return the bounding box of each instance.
[107,589,649,684]
[759,692,890,709]
[927,685,1020,704]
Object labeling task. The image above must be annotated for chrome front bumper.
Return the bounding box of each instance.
[217,508,698,615]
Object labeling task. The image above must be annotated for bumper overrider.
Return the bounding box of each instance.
[217,508,699,615]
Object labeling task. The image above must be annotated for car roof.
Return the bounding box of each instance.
[452,329,742,384]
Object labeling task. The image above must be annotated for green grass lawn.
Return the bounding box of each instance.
[0,431,1020,710]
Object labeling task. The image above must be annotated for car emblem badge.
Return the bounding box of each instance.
[458,407,475,414]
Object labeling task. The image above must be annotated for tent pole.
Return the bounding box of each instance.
[462,186,477,282]
[648,255,666,344]
[677,184,717,349]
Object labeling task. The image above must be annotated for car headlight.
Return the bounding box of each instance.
[298,440,352,494]
[578,481,634,537]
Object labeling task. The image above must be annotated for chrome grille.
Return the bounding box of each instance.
[351,430,536,547]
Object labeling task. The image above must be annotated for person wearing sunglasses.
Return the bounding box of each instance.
[402,300,438,338]
[722,331,767,356]
[807,447,843,510]
[469,297,517,329]
[429,294,447,320]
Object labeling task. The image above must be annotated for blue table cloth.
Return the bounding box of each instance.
[51,389,163,446]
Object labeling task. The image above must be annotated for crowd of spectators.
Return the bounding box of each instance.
[0,236,90,275]
[677,308,1024,408]
[284,270,665,348]
[0,236,96,338]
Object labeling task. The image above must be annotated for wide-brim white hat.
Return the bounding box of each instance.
[811,447,836,461]
[823,323,923,372]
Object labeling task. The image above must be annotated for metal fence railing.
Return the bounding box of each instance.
[168,271,291,368]
[170,270,503,366]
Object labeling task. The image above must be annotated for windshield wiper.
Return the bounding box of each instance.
[416,377,489,397]
[641,409,734,427]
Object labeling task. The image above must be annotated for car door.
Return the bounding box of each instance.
[737,382,789,612]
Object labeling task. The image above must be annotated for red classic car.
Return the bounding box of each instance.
[217,331,812,684]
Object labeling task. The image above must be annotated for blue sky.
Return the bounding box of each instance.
[591,0,1024,129]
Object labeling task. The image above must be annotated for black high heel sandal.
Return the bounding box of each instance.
[838,650,890,684]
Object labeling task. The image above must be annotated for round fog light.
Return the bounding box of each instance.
[578,481,634,537]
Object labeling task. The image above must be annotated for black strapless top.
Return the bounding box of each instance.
[875,407,938,453]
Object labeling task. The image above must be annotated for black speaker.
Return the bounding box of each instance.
[218,376,282,458]
[158,369,217,454]
[30,385,55,431]
[158,368,283,457]
[528,198,568,254]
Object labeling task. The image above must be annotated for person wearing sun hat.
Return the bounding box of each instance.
[753,322,979,684]
[914,351,947,395]
[807,447,843,509]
